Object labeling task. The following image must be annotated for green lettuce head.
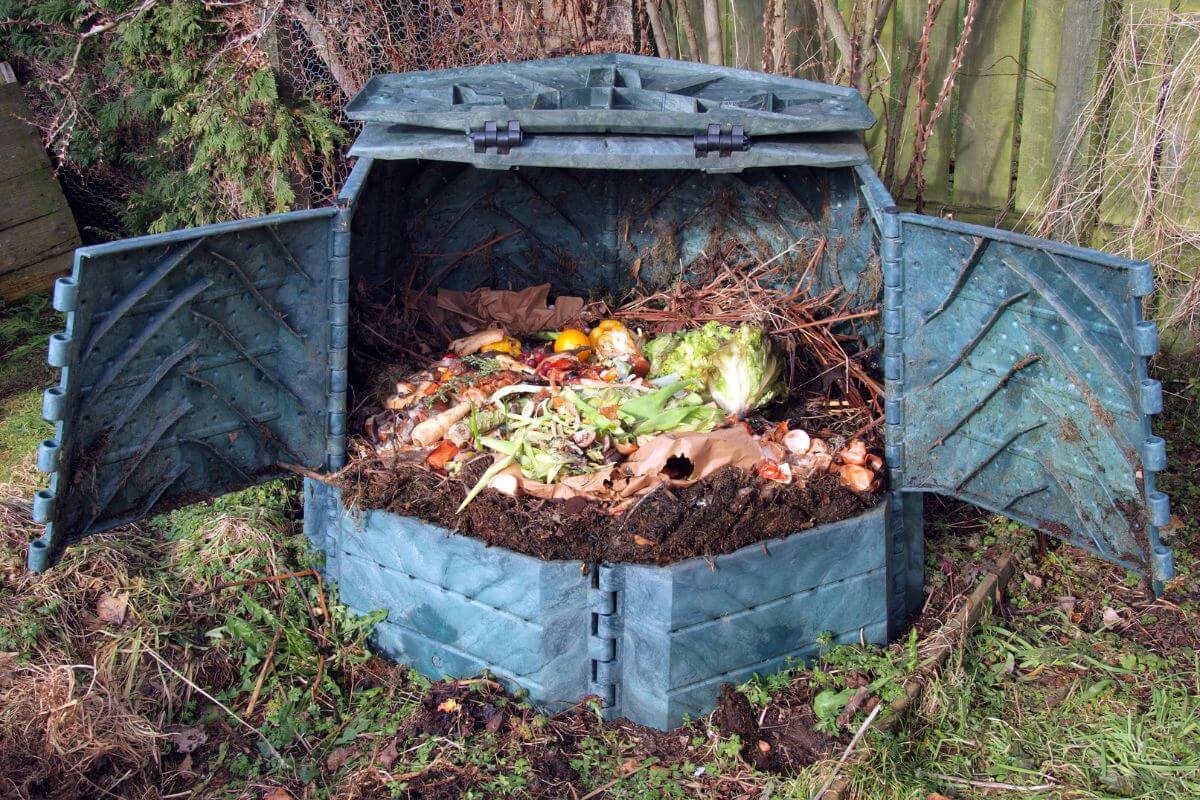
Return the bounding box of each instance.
[706,325,784,417]
[644,321,732,383]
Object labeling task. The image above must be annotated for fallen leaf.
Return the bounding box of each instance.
[485,710,505,733]
[262,789,291,800]
[756,739,771,753]
[1057,595,1076,616]
[836,685,872,726]
[632,535,657,547]
[167,725,207,754]
[378,738,399,770]
[617,758,642,776]
[1102,607,1122,628]
[926,794,954,800]
[97,592,129,625]
[437,698,460,713]
[1023,571,1044,590]
[179,753,193,775]
[326,745,352,772]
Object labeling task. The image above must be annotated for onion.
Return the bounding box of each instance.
[613,440,639,456]
[487,473,520,497]
[840,439,867,466]
[839,464,874,492]
[783,429,811,456]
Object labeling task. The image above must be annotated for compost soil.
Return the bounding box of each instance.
[336,458,878,565]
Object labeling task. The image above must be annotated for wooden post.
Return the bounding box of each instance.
[0,64,81,302]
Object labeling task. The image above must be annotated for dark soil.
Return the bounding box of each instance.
[713,683,839,774]
[336,459,880,565]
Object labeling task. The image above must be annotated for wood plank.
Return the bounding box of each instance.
[952,0,1025,211]
[863,0,894,161]
[0,164,71,230]
[888,0,958,206]
[1097,0,1173,229]
[0,84,55,184]
[1048,0,1106,184]
[1166,0,1199,229]
[727,0,765,69]
[1013,0,1067,216]
[0,209,78,276]
[0,251,72,302]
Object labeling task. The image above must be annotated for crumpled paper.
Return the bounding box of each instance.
[498,427,764,510]
[433,284,586,334]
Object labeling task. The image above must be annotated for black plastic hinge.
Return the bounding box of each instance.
[470,120,524,154]
[693,124,750,158]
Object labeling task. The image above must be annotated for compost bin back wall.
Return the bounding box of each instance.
[347,160,881,310]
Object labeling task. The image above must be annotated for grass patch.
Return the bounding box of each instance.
[0,295,56,399]
[0,289,1196,798]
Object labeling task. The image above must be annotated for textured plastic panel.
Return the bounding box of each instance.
[304,480,592,712]
[303,481,923,729]
[614,501,925,729]
[897,214,1173,582]
[344,162,880,317]
[29,210,337,571]
[346,54,873,136]
[349,123,870,172]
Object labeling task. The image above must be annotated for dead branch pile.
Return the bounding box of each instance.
[610,237,883,422]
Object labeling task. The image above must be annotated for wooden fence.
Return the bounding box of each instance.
[0,67,81,302]
[658,0,1200,231]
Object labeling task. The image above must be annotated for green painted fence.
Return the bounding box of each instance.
[658,0,1200,231]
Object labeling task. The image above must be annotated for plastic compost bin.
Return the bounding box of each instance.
[29,55,1176,730]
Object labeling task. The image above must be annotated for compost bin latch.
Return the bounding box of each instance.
[693,124,750,157]
[469,120,524,154]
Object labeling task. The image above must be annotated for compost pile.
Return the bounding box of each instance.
[340,248,885,564]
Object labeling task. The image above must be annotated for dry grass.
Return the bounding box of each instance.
[1032,8,1200,331]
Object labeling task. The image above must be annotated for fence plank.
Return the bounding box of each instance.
[952,0,1025,212]
[1097,0,1174,230]
[1013,0,1066,216]
[1048,0,1107,188]
[1172,1,1200,229]
[889,0,958,206]
[728,0,765,68]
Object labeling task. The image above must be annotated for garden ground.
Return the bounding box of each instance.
[1,295,1197,799]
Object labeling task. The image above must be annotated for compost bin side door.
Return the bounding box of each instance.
[29,208,342,571]
[893,213,1174,584]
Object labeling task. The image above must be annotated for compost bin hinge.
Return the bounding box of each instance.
[589,564,622,714]
[469,120,524,154]
[693,124,750,158]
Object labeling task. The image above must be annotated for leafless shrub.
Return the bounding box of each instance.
[1031,8,1200,331]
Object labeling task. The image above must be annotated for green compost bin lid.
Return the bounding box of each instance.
[345,54,874,137]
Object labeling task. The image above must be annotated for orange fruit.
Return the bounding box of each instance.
[553,328,592,361]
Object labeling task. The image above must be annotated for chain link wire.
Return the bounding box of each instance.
[43,0,637,239]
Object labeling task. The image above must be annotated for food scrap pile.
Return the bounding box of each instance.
[350,288,884,517]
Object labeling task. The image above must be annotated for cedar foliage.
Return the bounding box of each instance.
[0,0,344,236]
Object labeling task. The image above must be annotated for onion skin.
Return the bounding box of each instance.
[840,439,868,466]
[839,464,875,493]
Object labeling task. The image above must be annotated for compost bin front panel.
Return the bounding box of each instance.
[30,209,340,571]
[895,214,1173,582]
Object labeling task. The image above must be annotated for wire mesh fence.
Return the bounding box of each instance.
[8,0,637,241]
